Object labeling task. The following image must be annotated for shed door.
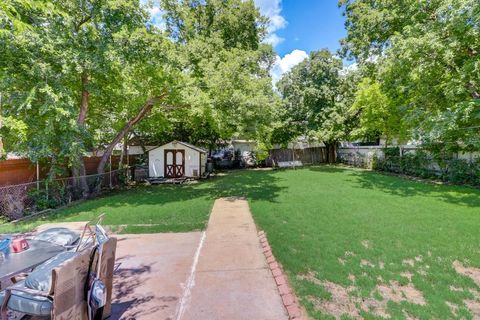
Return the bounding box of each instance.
[164,149,185,178]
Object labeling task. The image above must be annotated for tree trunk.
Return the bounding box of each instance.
[0,92,4,157]
[74,72,90,198]
[119,133,128,168]
[325,142,337,164]
[96,95,166,177]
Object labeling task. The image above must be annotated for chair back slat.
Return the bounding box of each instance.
[51,247,92,319]
[96,237,117,319]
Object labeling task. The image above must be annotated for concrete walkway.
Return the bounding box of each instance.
[179,198,288,320]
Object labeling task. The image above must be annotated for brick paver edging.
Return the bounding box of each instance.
[258,231,307,320]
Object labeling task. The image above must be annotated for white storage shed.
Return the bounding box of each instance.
[148,141,207,178]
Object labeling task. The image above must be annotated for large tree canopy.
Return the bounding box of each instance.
[340,0,480,153]
[0,0,183,181]
[0,0,277,181]
[153,0,277,151]
[274,49,355,162]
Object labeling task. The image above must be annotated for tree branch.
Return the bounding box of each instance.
[96,93,168,176]
[74,16,92,32]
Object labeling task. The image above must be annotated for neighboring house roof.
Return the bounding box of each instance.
[149,141,207,154]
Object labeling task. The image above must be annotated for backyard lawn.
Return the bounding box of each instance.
[2,166,480,318]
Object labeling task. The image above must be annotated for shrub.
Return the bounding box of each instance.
[28,188,57,210]
[447,159,477,185]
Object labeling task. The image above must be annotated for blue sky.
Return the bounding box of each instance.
[146,0,348,83]
[269,1,346,57]
[254,0,348,82]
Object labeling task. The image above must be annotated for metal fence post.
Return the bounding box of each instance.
[36,161,40,191]
[109,155,112,188]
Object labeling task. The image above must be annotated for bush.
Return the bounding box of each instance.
[400,150,434,178]
[371,150,479,185]
[447,159,477,185]
[28,188,57,210]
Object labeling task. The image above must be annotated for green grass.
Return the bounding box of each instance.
[0,183,215,234]
[246,167,480,319]
[2,166,480,318]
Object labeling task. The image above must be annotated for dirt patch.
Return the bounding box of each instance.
[300,271,426,319]
[338,257,346,265]
[376,281,426,305]
[469,288,480,300]
[464,300,480,317]
[403,310,420,320]
[361,279,425,318]
[402,259,415,267]
[345,251,356,257]
[417,268,427,276]
[453,260,480,287]
[400,271,413,282]
[415,255,423,262]
[306,281,359,319]
[361,240,371,249]
[446,301,459,316]
[297,271,323,286]
[379,261,385,270]
[360,297,389,318]
[360,259,375,268]
[299,272,359,319]
[449,285,463,292]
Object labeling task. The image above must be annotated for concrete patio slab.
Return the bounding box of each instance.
[111,232,203,320]
[31,198,288,320]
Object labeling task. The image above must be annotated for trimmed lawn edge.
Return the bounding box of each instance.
[259,230,308,320]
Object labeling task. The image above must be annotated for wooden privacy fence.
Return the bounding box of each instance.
[269,147,327,165]
[0,155,139,187]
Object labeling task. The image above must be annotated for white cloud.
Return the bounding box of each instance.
[264,33,285,47]
[142,0,165,30]
[270,49,309,84]
[254,0,287,47]
[340,62,358,76]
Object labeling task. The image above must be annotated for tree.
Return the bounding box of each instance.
[158,0,277,150]
[0,0,181,196]
[275,49,349,163]
[340,0,480,153]
[350,78,403,146]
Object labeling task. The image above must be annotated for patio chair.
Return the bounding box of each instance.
[86,237,117,319]
[0,237,117,320]
[76,214,107,252]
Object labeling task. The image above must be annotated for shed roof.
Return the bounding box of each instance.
[149,141,207,154]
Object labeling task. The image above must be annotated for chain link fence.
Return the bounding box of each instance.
[338,147,480,186]
[0,169,128,221]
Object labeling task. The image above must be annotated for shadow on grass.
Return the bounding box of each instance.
[28,169,286,223]
[342,168,480,208]
[306,165,354,174]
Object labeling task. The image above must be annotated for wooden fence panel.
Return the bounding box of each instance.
[0,155,140,187]
[269,147,327,165]
[0,159,38,187]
